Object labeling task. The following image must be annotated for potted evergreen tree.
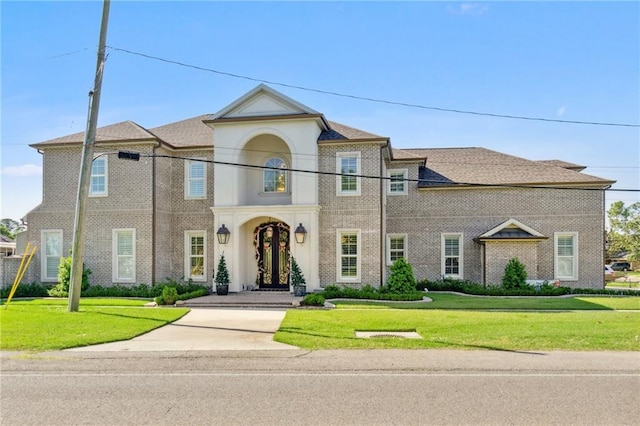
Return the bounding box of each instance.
[290,256,306,297]
[214,253,230,295]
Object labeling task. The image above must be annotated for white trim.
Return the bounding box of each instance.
[336,229,361,282]
[89,155,108,197]
[41,229,63,282]
[479,218,545,238]
[386,233,408,265]
[387,169,408,195]
[336,152,361,196]
[184,230,207,282]
[554,232,578,281]
[441,233,463,279]
[112,229,136,283]
[185,159,207,199]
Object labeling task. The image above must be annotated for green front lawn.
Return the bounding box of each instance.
[333,293,640,310]
[275,308,640,351]
[2,295,639,353]
[0,298,189,351]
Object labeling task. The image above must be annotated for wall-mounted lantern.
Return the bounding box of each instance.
[216,224,230,244]
[294,223,307,244]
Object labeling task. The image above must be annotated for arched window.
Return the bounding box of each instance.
[263,158,287,192]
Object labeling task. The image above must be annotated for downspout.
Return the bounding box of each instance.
[151,141,159,285]
[380,143,387,287]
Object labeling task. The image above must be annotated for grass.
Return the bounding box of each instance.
[0,298,189,351]
[275,309,640,351]
[274,294,640,351]
[3,294,639,353]
[332,293,640,310]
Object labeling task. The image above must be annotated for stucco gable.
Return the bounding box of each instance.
[210,84,322,120]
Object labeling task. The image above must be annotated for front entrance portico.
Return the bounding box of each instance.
[211,205,321,293]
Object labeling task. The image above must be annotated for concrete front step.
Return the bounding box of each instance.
[182,291,303,309]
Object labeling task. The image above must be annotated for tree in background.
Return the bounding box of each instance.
[0,218,25,239]
[607,201,640,261]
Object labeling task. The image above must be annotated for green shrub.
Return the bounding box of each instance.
[418,278,639,297]
[155,286,178,305]
[385,258,417,294]
[503,258,527,289]
[47,253,92,297]
[301,293,325,307]
[319,284,423,301]
[1,282,51,299]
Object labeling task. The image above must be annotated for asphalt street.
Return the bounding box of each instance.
[2,349,639,425]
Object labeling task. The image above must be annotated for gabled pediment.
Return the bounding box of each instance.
[211,84,322,120]
[477,219,547,241]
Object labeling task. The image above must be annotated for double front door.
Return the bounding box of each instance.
[256,222,290,290]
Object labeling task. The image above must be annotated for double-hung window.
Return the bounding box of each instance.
[442,233,463,279]
[555,232,578,280]
[263,158,287,193]
[387,234,407,265]
[387,169,407,195]
[185,231,206,281]
[336,152,361,195]
[185,160,206,199]
[337,229,360,282]
[89,155,108,196]
[113,229,135,282]
[41,230,63,281]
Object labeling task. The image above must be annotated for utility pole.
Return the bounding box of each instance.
[68,0,111,312]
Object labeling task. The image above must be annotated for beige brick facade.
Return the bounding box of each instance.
[13,86,610,291]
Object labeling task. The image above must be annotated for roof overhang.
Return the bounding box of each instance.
[476,218,548,243]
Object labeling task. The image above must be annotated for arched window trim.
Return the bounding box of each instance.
[262,157,289,194]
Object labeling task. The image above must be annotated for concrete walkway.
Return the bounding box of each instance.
[67,308,298,352]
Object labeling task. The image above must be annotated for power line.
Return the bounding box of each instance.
[118,151,640,193]
[106,46,640,129]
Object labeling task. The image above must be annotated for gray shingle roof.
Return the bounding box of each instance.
[31,121,156,147]
[149,115,213,148]
[536,159,586,171]
[318,121,387,142]
[403,147,613,187]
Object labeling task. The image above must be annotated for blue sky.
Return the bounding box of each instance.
[2,1,639,221]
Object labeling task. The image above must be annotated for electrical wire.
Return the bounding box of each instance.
[117,151,640,193]
[106,46,640,129]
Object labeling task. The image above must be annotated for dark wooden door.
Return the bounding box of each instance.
[257,223,290,290]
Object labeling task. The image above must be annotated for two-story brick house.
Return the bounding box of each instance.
[20,84,614,291]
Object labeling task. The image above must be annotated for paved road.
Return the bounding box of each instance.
[2,350,638,425]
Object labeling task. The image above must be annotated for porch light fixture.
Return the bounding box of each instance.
[294,223,307,244]
[216,224,230,244]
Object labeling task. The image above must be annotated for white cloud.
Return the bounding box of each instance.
[2,164,42,177]
[449,3,489,16]
[557,105,567,117]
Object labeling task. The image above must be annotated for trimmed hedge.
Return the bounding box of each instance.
[321,284,424,301]
[1,279,209,300]
[419,278,639,297]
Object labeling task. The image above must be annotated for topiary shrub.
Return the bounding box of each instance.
[385,258,417,294]
[502,258,528,289]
